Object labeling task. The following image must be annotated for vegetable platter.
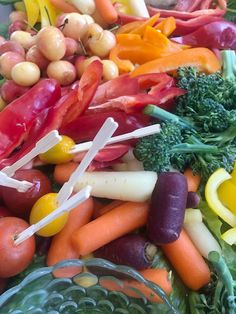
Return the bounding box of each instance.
[0,0,236,313]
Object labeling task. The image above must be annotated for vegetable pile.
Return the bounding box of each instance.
[0,0,236,313]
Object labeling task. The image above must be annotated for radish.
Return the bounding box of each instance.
[147,172,188,244]
[74,171,157,202]
[95,234,157,270]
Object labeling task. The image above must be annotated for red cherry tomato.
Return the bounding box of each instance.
[0,278,8,294]
[1,169,52,218]
[0,217,35,278]
[0,206,12,218]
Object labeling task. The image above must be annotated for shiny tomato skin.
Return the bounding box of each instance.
[0,217,35,278]
[1,169,52,218]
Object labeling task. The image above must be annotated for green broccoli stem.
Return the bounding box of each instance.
[204,123,236,145]
[171,143,218,154]
[221,50,236,81]
[188,292,205,314]
[208,251,236,313]
[143,105,194,130]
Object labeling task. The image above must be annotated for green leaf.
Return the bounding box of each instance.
[225,0,236,22]
[200,200,236,278]
[152,251,188,314]
[0,23,9,38]
[0,0,19,4]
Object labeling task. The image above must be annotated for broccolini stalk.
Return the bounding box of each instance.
[222,50,236,81]
[208,251,236,314]
[134,105,236,181]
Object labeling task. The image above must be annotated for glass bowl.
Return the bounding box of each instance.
[0,258,179,314]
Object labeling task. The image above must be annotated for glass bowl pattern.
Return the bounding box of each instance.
[0,258,179,314]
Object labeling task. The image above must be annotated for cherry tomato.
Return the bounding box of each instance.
[0,217,35,278]
[0,206,12,218]
[1,169,52,218]
[30,193,68,237]
[39,135,75,164]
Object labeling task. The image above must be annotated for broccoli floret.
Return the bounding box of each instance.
[134,105,236,182]
[177,64,236,121]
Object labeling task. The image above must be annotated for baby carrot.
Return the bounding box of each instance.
[100,268,172,303]
[49,0,79,13]
[93,200,123,219]
[161,230,211,291]
[94,0,118,24]
[184,168,201,192]
[47,198,94,278]
[72,201,149,256]
[54,162,78,184]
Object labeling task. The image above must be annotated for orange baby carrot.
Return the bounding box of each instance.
[161,230,211,291]
[94,0,118,24]
[72,201,149,256]
[100,268,172,303]
[93,200,124,219]
[47,198,94,278]
[184,168,201,192]
[49,0,79,13]
[54,162,78,184]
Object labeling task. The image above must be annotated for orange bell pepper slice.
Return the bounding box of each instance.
[129,13,160,35]
[143,26,170,49]
[131,48,221,77]
[155,17,176,37]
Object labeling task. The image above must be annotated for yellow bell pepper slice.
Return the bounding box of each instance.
[205,168,236,227]
[36,0,57,27]
[24,0,40,27]
[218,162,236,214]
[222,227,236,245]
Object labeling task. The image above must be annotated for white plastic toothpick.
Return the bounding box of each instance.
[2,130,62,177]
[15,185,91,245]
[56,117,118,206]
[0,171,33,192]
[69,124,161,154]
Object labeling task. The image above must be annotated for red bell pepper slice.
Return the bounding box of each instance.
[88,87,185,113]
[171,15,224,36]
[0,79,61,160]
[174,0,202,12]
[61,60,103,127]
[88,72,184,113]
[92,74,139,106]
[147,6,225,20]
[60,111,150,142]
[0,90,77,169]
[73,144,130,163]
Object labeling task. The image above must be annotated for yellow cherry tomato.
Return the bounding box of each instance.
[30,193,68,237]
[39,135,75,164]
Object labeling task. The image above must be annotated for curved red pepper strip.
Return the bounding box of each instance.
[88,87,185,114]
[174,0,203,12]
[0,90,77,169]
[92,74,139,106]
[61,60,103,127]
[147,6,225,20]
[0,79,61,160]
[60,111,150,142]
[73,144,130,163]
[171,15,223,36]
